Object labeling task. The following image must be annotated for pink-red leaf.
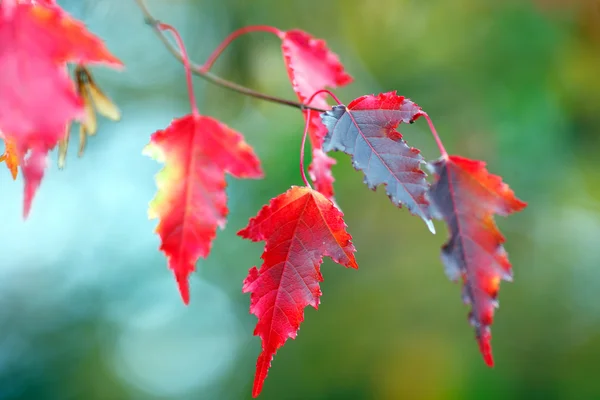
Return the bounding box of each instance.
[321,91,433,232]
[144,114,263,304]
[0,1,121,140]
[280,29,352,200]
[239,186,358,397]
[427,155,527,366]
[0,0,121,216]
[281,29,352,108]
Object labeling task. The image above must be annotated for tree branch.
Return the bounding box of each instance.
[133,0,327,112]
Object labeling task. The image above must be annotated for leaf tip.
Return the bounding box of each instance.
[22,205,31,220]
[23,184,35,219]
[176,272,190,305]
[425,218,436,234]
[251,382,263,398]
[478,331,494,367]
[252,350,275,398]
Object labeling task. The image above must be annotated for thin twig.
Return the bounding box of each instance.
[133,0,327,112]
[298,89,341,188]
[299,109,312,188]
[422,113,448,158]
[201,25,283,73]
[157,23,200,116]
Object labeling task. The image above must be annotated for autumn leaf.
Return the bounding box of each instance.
[144,114,263,304]
[239,185,358,397]
[321,91,434,232]
[281,29,352,107]
[427,155,527,366]
[0,0,121,216]
[0,1,121,141]
[280,29,353,200]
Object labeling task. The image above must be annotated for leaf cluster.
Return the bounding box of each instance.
[0,1,527,397]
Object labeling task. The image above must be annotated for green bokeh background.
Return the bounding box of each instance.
[1,0,600,399]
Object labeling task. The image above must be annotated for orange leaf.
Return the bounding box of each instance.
[0,138,19,180]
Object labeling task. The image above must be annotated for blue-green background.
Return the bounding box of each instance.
[2,0,600,398]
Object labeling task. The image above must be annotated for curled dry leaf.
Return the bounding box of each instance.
[58,65,121,169]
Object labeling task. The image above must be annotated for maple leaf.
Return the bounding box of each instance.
[0,0,122,216]
[0,1,121,141]
[321,91,434,232]
[239,185,358,397]
[280,29,352,200]
[0,137,19,180]
[427,155,527,366]
[144,115,263,304]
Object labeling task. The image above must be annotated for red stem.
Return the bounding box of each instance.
[158,23,199,116]
[201,25,283,73]
[423,113,448,158]
[300,110,312,188]
[312,89,344,106]
[299,89,342,188]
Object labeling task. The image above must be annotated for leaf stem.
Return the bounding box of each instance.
[133,0,327,112]
[318,89,344,106]
[157,23,199,116]
[298,89,342,188]
[201,25,283,73]
[300,110,312,189]
[422,113,448,158]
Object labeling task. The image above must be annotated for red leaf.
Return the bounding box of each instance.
[427,155,527,366]
[0,1,121,216]
[280,29,352,199]
[281,29,352,110]
[321,91,434,232]
[144,114,263,304]
[239,186,358,397]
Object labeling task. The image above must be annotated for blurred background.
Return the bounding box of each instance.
[1,0,600,398]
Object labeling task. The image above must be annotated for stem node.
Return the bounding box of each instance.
[143,15,158,27]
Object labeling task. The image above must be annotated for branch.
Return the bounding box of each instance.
[133,0,327,113]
